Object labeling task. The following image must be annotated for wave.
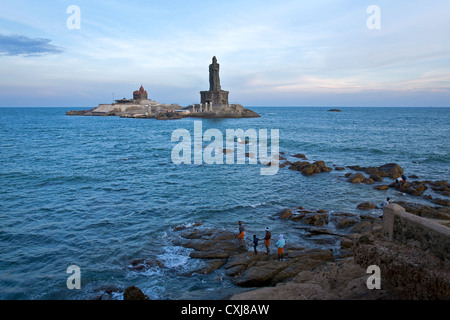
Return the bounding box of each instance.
[157,246,205,272]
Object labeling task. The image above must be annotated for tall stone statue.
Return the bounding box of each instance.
[209,56,221,91]
[201,56,229,107]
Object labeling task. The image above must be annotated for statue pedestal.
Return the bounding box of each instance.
[200,90,229,106]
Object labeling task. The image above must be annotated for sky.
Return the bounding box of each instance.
[0,0,449,107]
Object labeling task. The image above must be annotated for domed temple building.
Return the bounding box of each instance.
[133,85,148,101]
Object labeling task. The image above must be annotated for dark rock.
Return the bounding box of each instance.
[279,208,293,219]
[302,213,329,226]
[333,215,360,229]
[428,180,450,197]
[369,174,383,182]
[156,111,183,120]
[314,161,326,168]
[357,202,379,210]
[363,178,375,185]
[279,161,291,169]
[393,201,450,220]
[391,181,428,196]
[353,237,450,299]
[292,153,307,160]
[377,163,403,179]
[123,286,150,300]
[432,198,450,207]
[288,160,331,175]
[231,262,289,287]
[374,185,389,190]
[347,173,366,184]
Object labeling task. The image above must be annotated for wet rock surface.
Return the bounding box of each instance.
[170,225,339,288]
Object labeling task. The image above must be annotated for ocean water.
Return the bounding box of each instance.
[0,106,448,300]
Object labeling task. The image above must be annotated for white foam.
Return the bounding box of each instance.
[158,246,205,272]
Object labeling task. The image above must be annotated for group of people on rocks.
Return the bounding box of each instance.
[237,221,286,261]
[236,176,409,261]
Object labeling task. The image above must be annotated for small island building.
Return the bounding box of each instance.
[91,85,181,117]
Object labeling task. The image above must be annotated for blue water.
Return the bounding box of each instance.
[0,107,449,300]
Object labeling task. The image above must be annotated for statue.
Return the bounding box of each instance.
[209,56,221,91]
[200,56,229,107]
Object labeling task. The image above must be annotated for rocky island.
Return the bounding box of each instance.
[66,57,260,120]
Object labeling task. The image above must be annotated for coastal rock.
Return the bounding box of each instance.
[432,198,450,207]
[156,111,183,120]
[331,213,360,229]
[390,181,428,196]
[279,161,291,169]
[327,109,342,112]
[347,173,366,184]
[301,213,329,226]
[374,185,389,190]
[353,236,450,299]
[123,286,150,300]
[363,178,375,185]
[347,163,404,180]
[129,258,164,272]
[230,249,335,287]
[377,163,403,179]
[292,153,307,160]
[279,208,293,219]
[230,257,399,300]
[173,224,341,289]
[428,180,450,197]
[288,160,332,176]
[393,201,450,220]
[231,261,290,287]
[357,202,379,210]
[369,174,383,182]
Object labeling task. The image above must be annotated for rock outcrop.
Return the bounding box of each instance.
[230,256,399,300]
[352,235,450,299]
[123,286,150,300]
[392,201,450,221]
[170,225,338,288]
[348,163,404,180]
[357,202,379,210]
[288,160,332,176]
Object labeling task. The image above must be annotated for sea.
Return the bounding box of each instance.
[0,106,448,300]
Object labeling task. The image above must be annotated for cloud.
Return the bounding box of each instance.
[0,34,63,56]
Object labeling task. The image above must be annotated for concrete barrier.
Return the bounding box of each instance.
[382,203,450,261]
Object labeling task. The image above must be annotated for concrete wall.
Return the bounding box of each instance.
[382,203,450,261]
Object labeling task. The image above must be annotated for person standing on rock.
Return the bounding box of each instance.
[252,235,260,254]
[237,221,245,246]
[395,176,404,190]
[276,235,286,261]
[264,227,271,254]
